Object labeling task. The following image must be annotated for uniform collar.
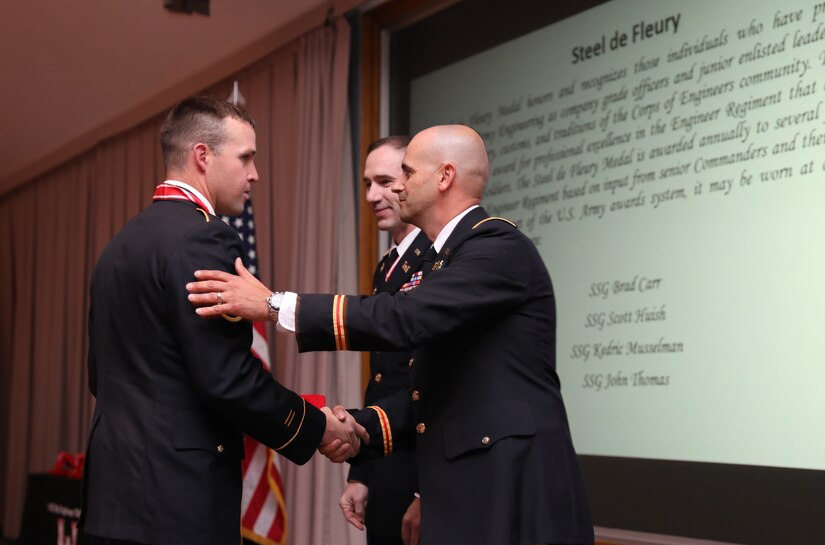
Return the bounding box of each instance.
[163,180,215,216]
[394,227,422,258]
[432,205,479,253]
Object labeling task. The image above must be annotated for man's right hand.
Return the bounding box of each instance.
[319,406,369,463]
[402,496,421,545]
[339,481,369,530]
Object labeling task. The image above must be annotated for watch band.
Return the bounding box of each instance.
[267,291,284,322]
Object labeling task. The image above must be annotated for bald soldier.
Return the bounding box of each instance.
[187,125,594,545]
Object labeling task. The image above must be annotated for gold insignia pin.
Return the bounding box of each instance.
[414,248,421,256]
[402,261,410,273]
[444,248,451,256]
[432,260,444,271]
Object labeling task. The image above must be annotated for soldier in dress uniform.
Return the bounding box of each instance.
[187,124,594,545]
[80,97,365,545]
[338,136,431,545]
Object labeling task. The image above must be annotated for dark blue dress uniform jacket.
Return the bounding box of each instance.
[81,199,325,545]
[296,207,594,545]
[349,229,430,539]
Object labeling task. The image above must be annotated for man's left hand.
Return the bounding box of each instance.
[187,257,270,321]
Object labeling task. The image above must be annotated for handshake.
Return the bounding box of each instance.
[318,406,369,463]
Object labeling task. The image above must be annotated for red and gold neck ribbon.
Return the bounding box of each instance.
[152,182,212,214]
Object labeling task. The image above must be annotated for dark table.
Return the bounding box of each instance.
[18,473,82,545]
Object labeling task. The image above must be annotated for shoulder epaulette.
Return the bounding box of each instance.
[195,207,210,222]
[472,216,517,229]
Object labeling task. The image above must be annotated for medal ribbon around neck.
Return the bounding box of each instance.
[152,182,211,212]
[154,182,241,322]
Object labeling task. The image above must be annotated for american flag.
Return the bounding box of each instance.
[221,198,287,545]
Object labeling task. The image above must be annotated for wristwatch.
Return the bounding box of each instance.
[266,291,284,322]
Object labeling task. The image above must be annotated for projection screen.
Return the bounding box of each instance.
[398,1,825,543]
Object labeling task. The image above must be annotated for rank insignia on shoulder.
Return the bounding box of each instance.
[402,261,410,273]
[400,271,423,293]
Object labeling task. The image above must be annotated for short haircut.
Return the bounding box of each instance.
[366,135,411,155]
[160,96,256,172]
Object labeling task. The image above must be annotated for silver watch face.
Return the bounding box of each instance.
[267,292,282,311]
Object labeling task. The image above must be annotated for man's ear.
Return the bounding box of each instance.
[193,143,209,172]
[438,163,456,193]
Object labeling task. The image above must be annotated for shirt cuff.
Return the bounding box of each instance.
[278,291,299,332]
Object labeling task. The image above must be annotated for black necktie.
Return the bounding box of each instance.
[373,248,399,290]
[420,246,437,278]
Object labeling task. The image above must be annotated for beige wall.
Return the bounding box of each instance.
[0,0,364,198]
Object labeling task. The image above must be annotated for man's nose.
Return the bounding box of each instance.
[366,184,380,203]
